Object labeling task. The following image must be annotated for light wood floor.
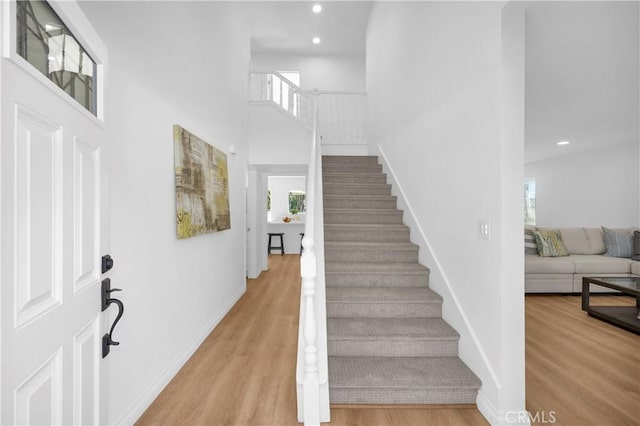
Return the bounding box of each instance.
[136,255,486,425]
[137,255,639,425]
[526,294,640,426]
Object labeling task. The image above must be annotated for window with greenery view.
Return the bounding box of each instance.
[289,191,305,214]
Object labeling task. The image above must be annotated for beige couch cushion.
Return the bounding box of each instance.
[632,262,640,275]
[571,255,633,274]
[537,227,606,255]
[525,255,575,274]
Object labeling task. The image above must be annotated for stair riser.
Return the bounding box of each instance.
[325,212,403,224]
[327,302,441,318]
[323,175,387,184]
[323,156,379,165]
[325,229,410,242]
[326,273,429,287]
[322,164,383,173]
[323,198,397,210]
[329,388,478,405]
[328,340,458,358]
[326,248,418,263]
[324,185,391,196]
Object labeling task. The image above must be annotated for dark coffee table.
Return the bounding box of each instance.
[582,276,640,334]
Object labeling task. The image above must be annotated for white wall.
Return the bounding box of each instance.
[80,2,250,424]
[525,142,639,228]
[367,2,526,424]
[252,53,365,92]
[249,105,311,165]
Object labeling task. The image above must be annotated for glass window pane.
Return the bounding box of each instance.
[524,179,536,225]
[289,191,306,214]
[16,0,97,115]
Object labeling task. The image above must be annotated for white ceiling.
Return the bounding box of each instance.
[524,1,639,164]
[249,2,638,164]
[248,1,372,55]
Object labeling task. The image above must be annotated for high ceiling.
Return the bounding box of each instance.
[524,1,639,164]
[249,1,372,56]
[249,1,638,164]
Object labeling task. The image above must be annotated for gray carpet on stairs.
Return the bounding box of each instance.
[323,155,481,405]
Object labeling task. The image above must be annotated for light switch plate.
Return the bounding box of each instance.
[478,220,491,240]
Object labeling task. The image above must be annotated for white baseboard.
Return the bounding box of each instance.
[376,145,504,422]
[113,285,246,425]
[477,390,531,426]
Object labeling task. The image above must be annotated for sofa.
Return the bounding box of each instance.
[525,227,640,293]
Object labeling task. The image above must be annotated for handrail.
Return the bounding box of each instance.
[297,90,329,425]
[249,71,313,127]
[249,72,368,147]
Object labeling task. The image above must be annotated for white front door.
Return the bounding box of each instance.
[0,1,109,424]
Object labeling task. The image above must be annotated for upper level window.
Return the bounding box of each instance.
[271,71,301,117]
[17,0,97,115]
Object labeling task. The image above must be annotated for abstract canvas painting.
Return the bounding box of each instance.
[174,125,230,239]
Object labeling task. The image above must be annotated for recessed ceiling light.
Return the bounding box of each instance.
[557,140,571,146]
[312,37,321,44]
[312,4,322,13]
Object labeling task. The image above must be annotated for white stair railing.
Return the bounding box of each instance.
[296,91,330,425]
[317,92,368,146]
[250,71,313,128]
[249,73,368,148]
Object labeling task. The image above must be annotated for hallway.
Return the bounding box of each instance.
[136,255,487,425]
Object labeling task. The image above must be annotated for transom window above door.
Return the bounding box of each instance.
[16,0,98,115]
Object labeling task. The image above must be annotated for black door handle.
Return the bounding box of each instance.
[101,278,124,358]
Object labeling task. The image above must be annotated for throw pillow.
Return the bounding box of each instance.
[632,230,640,261]
[533,230,569,257]
[525,227,538,255]
[602,227,633,258]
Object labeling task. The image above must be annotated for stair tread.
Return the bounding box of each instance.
[323,172,386,177]
[324,183,390,188]
[325,241,418,250]
[325,224,409,232]
[326,287,442,303]
[329,357,482,389]
[328,318,458,340]
[323,155,379,161]
[323,195,396,200]
[325,208,401,214]
[326,262,429,274]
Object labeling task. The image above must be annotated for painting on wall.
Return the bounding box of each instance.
[173,125,230,239]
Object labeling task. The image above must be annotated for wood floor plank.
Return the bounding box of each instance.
[525,295,640,426]
[136,257,639,425]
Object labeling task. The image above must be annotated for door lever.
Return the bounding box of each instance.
[101,278,124,358]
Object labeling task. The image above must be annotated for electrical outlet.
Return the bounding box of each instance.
[478,221,491,240]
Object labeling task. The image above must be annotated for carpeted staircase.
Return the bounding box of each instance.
[322,155,481,405]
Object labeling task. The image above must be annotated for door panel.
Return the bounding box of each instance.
[73,318,100,425]
[1,45,107,426]
[14,106,64,328]
[14,349,63,426]
[73,137,101,294]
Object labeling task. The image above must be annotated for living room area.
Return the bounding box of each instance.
[522,2,639,424]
